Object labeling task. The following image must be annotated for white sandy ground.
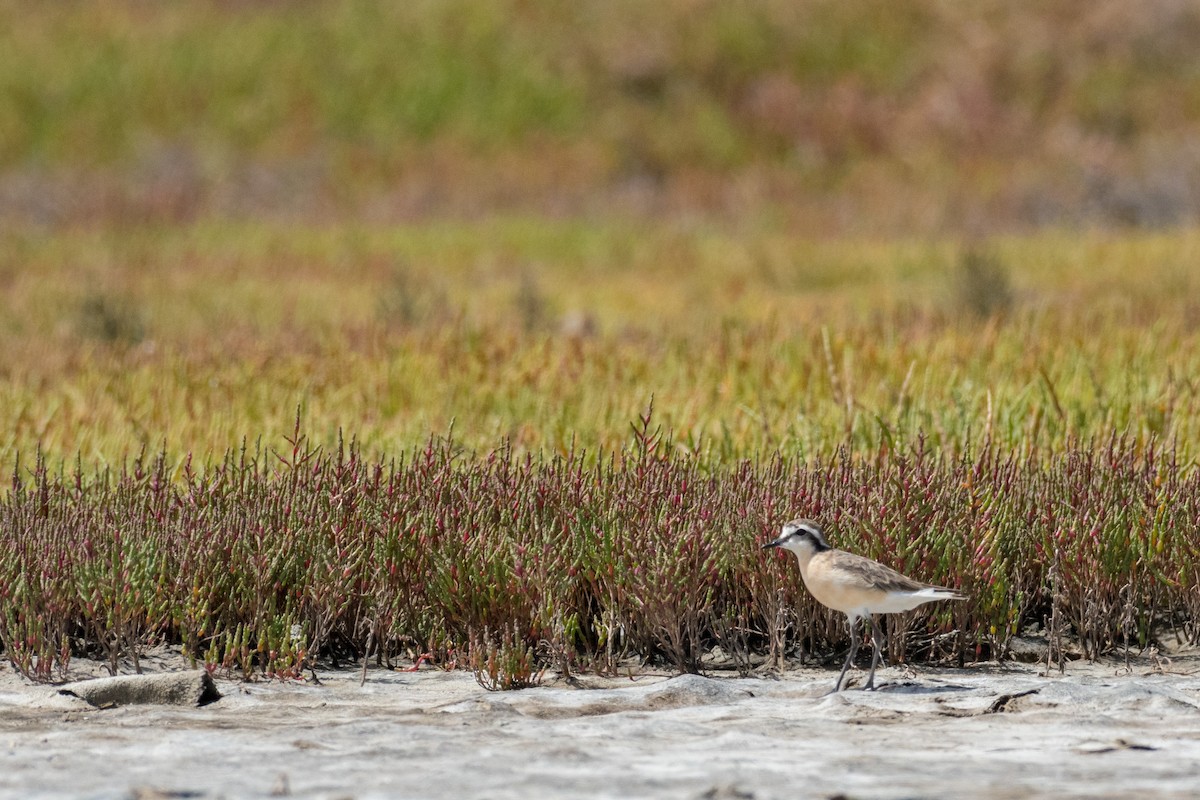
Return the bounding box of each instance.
[2,648,1199,800]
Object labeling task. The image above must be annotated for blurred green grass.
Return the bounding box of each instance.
[2,1,585,160]
[2,219,1198,468]
[4,0,1200,229]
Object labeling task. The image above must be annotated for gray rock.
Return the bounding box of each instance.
[60,670,221,708]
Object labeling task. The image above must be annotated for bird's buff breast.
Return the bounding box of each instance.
[797,558,888,616]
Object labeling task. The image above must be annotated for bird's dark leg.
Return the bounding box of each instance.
[864,615,885,690]
[833,615,859,693]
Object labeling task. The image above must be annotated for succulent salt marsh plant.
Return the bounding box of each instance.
[469,623,546,691]
[1,427,1197,683]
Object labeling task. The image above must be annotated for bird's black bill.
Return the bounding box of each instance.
[761,537,785,550]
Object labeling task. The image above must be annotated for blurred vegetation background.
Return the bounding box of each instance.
[2,0,1199,467]
[5,0,1200,231]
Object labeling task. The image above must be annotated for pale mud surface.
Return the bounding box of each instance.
[2,649,1200,800]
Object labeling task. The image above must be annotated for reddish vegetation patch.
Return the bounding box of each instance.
[1,416,1195,682]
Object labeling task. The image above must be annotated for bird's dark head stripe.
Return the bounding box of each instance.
[778,519,831,552]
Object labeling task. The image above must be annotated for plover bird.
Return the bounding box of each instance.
[762,518,965,691]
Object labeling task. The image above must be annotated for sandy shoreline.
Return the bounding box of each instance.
[2,652,1199,800]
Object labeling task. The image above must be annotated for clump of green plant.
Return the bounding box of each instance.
[469,623,546,691]
[954,248,1014,319]
[75,292,145,345]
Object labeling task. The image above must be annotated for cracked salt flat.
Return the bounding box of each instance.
[2,655,1199,800]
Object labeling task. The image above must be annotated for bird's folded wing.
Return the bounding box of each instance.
[827,550,932,594]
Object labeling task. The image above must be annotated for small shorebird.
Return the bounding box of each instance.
[763,518,965,692]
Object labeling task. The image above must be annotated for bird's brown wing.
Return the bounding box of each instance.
[827,550,931,594]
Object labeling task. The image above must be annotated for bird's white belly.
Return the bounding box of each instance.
[801,571,941,616]
[801,576,886,616]
[860,592,936,615]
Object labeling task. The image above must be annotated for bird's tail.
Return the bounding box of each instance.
[917,586,967,601]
